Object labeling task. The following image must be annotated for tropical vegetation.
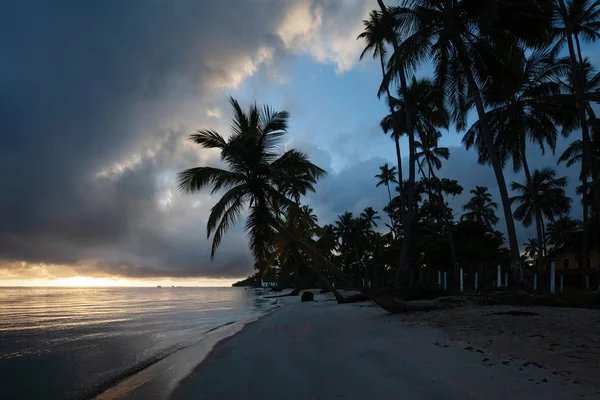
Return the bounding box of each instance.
[184,0,600,298]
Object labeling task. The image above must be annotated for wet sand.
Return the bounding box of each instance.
[172,293,599,399]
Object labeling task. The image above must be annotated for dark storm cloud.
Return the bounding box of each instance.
[0,0,584,280]
[0,0,299,278]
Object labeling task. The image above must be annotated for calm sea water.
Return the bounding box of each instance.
[0,287,273,399]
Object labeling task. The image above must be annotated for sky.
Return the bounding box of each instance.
[0,0,597,286]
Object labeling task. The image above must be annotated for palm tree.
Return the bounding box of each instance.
[178,97,348,301]
[463,48,576,271]
[415,130,449,178]
[510,168,572,269]
[360,207,381,229]
[387,0,554,280]
[374,0,419,287]
[461,186,500,229]
[316,224,338,259]
[359,9,405,210]
[375,163,398,203]
[558,59,600,278]
[300,205,318,225]
[380,76,448,284]
[546,216,582,249]
[524,238,540,261]
[554,0,600,226]
[415,129,460,277]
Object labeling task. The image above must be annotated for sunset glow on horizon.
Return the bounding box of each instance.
[0,276,240,288]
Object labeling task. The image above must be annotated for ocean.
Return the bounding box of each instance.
[0,287,275,400]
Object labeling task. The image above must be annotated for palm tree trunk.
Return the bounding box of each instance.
[426,158,460,281]
[453,35,524,283]
[377,0,418,287]
[559,0,600,229]
[541,217,547,257]
[386,182,392,203]
[521,149,544,272]
[575,33,591,284]
[274,224,350,302]
[380,51,404,214]
[394,136,403,191]
[396,121,417,286]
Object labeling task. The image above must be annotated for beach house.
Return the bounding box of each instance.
[543,244,600,289]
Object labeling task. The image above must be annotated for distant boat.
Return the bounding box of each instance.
[157,285,161,288]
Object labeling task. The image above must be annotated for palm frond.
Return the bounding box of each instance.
[177,167,245,194]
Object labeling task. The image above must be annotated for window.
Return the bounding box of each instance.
[562,258,570,269]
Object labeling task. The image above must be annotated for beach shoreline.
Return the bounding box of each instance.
[93,296,282,400]
[171,291,600,399]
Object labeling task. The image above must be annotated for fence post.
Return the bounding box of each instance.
[550,261,556,294]
[533,274,537,291]
[459,268,464,293]
[559,274,564,292]
[474,272,478,292]
[443,272,447,291]
[497,265,501,288]
[504,272,508,288]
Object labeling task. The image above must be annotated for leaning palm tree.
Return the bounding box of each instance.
[375,163,398,203]
[386,0,554,280]
[510,168,572,269]
[461,186,500,229]
[178,97,348,301]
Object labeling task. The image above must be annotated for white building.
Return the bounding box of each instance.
[261,278,277,288]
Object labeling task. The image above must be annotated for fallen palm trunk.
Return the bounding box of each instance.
[367,291,476,314]
[265,289,300,299]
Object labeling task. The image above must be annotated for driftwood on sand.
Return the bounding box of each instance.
[372,294,475,314]
[265,289,300,299]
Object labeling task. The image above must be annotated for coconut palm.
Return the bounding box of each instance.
[524,238,540,261]
[359,9,405,208]
[463,48,576,270]
[546,216,582,249]
[461,186,500,229]
[558,59,600,272]
[300,205,318,225]
[178,97,350,301]
[316,224,338,259]
[386,0,554,279]
[373,1,420,286]
[415,130,449,177]
[414,128,460,277]
[380,76,448,283]
[360,207,381,229]
[554,0,600,225]
[375,163,398,203]
[510,168,572,269]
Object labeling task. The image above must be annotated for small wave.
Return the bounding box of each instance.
[77,320,239,400]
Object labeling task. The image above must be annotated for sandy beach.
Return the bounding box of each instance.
[172,292,600,399]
